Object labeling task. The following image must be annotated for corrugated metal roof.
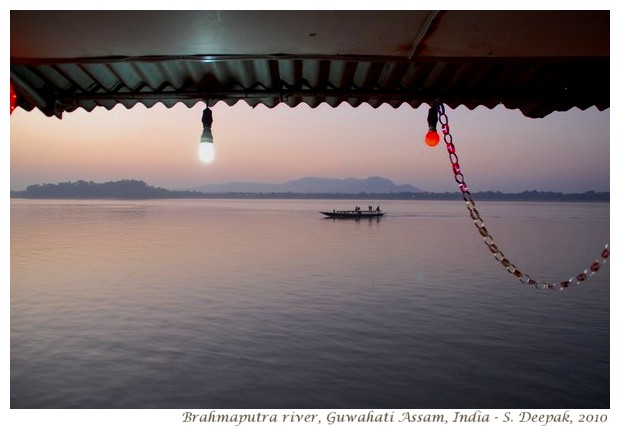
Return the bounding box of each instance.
[10,11,610,119]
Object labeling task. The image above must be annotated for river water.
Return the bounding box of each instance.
[10,198,610,409]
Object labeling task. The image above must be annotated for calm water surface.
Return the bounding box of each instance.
[10,199,610,409]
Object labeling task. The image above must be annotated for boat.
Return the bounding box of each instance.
[320,208,385,219]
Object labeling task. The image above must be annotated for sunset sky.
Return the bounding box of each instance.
[9,101,610,193]
[7,5,612,194]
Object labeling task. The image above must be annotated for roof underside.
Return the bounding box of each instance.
[10,10,610,119]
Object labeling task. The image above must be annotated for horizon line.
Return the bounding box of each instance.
[10,178,610,196]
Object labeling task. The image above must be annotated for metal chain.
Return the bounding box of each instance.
[436,103,609,290]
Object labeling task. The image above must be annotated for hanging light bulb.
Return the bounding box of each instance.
[425,129,440,147]
[199,106,214,163]
[425,104,440,147]
[10,83,17,115]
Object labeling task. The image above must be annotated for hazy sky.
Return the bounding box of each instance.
[9,101,609,193]
[7,5,612,193]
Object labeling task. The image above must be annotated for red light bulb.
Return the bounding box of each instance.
[425,129,440,147]
[10,84,17,115]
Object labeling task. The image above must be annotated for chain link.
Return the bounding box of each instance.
[436,103,609,290]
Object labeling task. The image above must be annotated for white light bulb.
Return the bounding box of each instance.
[199,142,215,163]
[199,125,214,163]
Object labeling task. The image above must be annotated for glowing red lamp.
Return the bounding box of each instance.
[425,105,440,147]
[10,83,17,115]
[425,129,440,147]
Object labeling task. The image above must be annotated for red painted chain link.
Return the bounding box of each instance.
[436,103,609,290]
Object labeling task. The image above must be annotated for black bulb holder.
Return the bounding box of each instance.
[201,107,214,143]
[202,107,213,128]
[427,105,438,131]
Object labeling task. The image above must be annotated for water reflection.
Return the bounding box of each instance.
[10,199,609,408]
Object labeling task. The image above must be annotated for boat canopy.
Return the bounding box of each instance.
[10,10,609,119]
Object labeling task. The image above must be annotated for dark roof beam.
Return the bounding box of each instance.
[407,11,442,60]
[57,87,602,107]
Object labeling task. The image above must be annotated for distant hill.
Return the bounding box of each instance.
[191,176,421,194]
[10,179,182,199]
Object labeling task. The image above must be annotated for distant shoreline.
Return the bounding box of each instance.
[10,180,610,203]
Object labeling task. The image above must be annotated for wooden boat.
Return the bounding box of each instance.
[320,209,384,219]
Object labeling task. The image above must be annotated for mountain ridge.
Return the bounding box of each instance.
[190,176,421,194]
